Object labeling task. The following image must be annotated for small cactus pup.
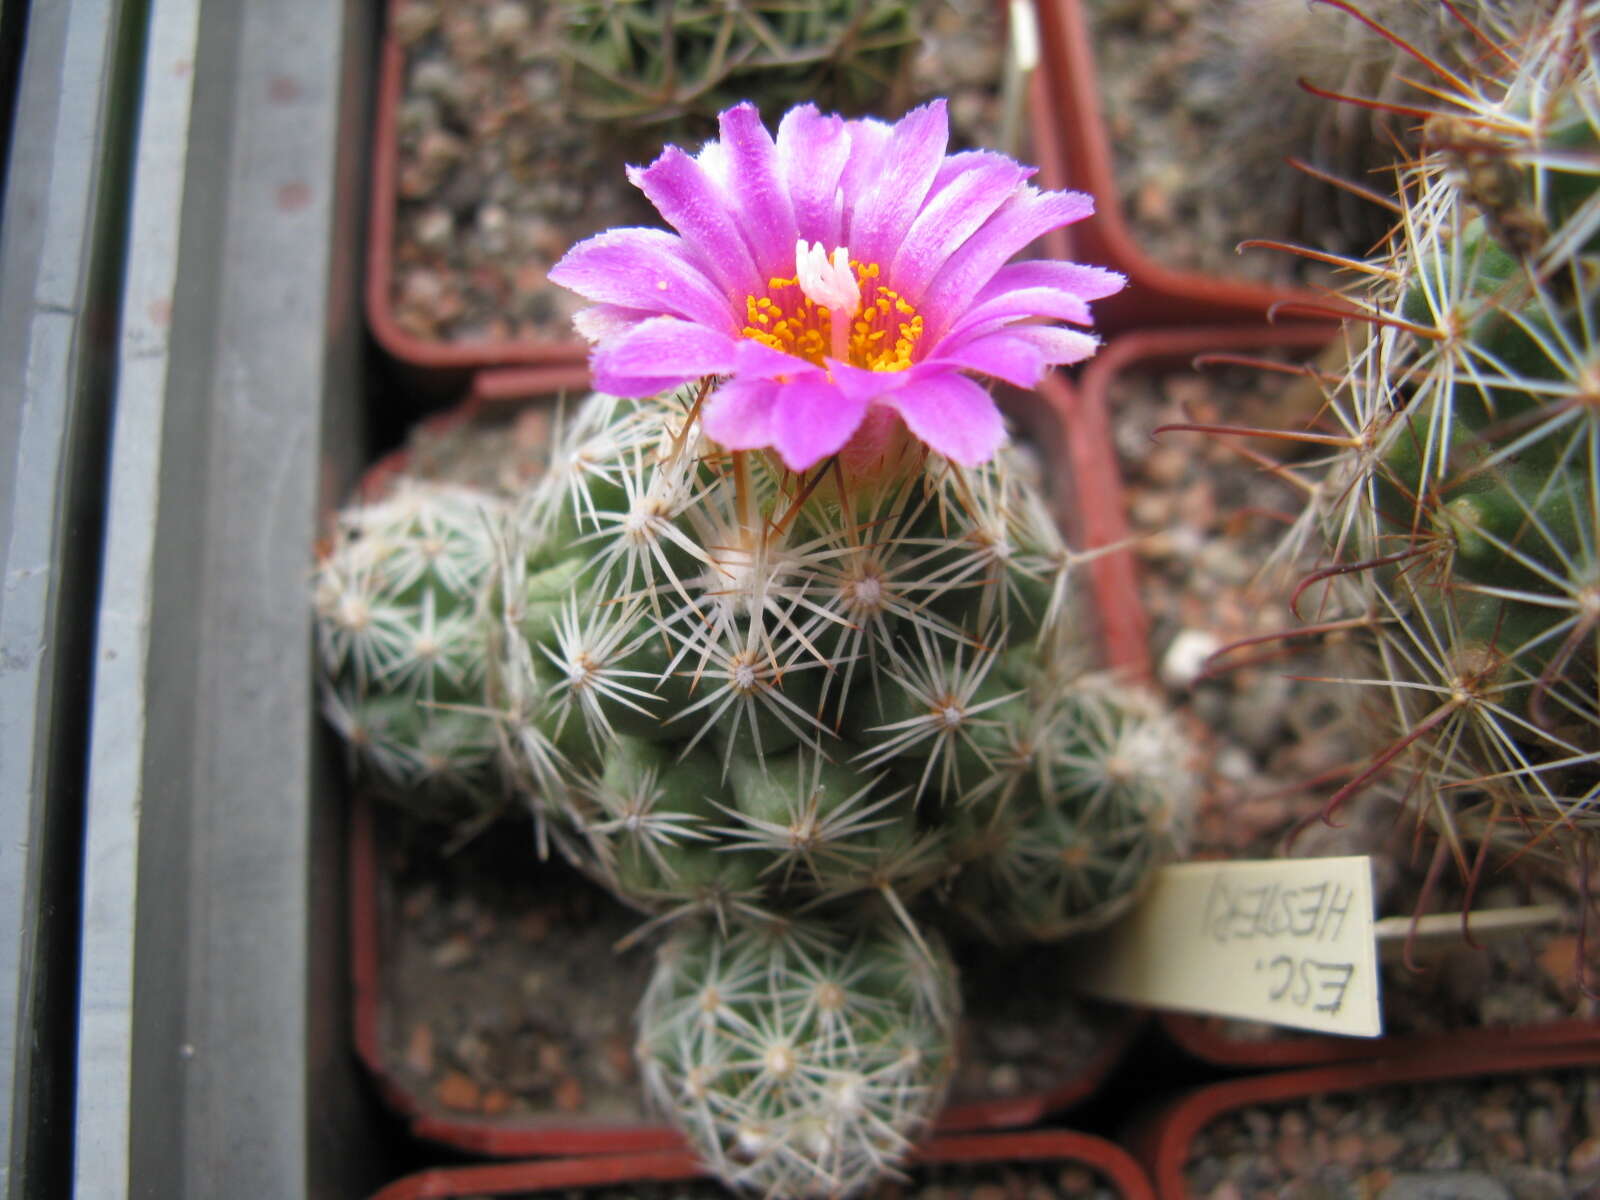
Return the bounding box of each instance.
[1225,2,1599,876]
[556,0,919,128]
[313,479,510,821]
[637,915,959,1198]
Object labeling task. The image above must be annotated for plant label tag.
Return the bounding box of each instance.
[1069,856,1382,1037]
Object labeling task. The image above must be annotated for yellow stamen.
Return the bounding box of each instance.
[740,246,924,373]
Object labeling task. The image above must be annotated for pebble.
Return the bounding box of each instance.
[1526,1105,1562,1161]
[435,1069,481,1112]
[404,1021,434,1076]
[1568,1134,1600,1174]
[515,907,552,943]
[1159,628,1221,688]
[1537,935,1580,992]
[1378,1172,1510,1200]
[485,1,530,47]
[430,931,475,969]
[481,1086,513,1116]
[391,0,437,46]
[412,205,454,252]
[554,1074,585,1113]
[985,1063,1021,1096]
[1055,1165,1096,1196]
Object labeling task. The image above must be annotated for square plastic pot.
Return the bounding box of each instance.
[1032,0,1331,333]
[1135,1043,1600,1200]
[363,1131,1156,1200]
[339,365,1152,1156]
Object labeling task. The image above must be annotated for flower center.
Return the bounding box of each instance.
[742,240,925,373]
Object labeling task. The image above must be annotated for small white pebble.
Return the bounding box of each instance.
[486,1,530,46]
[1160,628,1221,689]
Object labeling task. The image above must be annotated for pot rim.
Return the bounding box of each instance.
[363,1129,1157,1200]
[1137,1041,1600,1199]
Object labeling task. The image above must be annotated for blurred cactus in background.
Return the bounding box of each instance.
[557,0,920,126]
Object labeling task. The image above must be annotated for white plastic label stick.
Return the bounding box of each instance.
[1071,856,1382,1037]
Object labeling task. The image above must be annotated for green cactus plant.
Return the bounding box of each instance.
[488,388,1192,939]
[316,84,1191,1197]
[557,0,920,127]
[1227,0,1599,882]
[312,386,1196,1193]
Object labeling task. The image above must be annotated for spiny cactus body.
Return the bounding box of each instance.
[313,480,509,818]
[490,388,1193,943]
[313,390,1196,1196]
[1266,0,1598,864]
[637,917,958,1199]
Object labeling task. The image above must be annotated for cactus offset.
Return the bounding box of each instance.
[637,916,958,1198]
[313,480,508,819]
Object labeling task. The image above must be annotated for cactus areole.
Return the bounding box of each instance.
[318,101,1184,1199]
[549,99,1125,473]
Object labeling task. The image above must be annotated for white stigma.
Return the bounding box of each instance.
[795,240,860,317]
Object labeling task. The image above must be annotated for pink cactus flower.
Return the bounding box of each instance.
[550,100,1122,471]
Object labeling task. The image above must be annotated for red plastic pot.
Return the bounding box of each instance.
[1032,0,1330,333]
[367,1,1078,393]
[365,1131,1157,1200]
[1136,1042,1600,1200]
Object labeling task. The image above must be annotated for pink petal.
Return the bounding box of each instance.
[550,228,735,332]
[733,338,820,381]
[881,371,1007,466]
[572,303,655,343]
[889,152,1033,300]
[629,146,760,298]
[1003,324,1101,366]
[926,332,1048,388]
[718,104,798,281]
[701,377,781,450]
[936,287,1095,346]
[979,259,1126,304]
[847,101,950,267]
[836,117,896,236]
[590,316,739,395]
[771,378,869,471]
[921,188,1096,343]
[777,105,852,247]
